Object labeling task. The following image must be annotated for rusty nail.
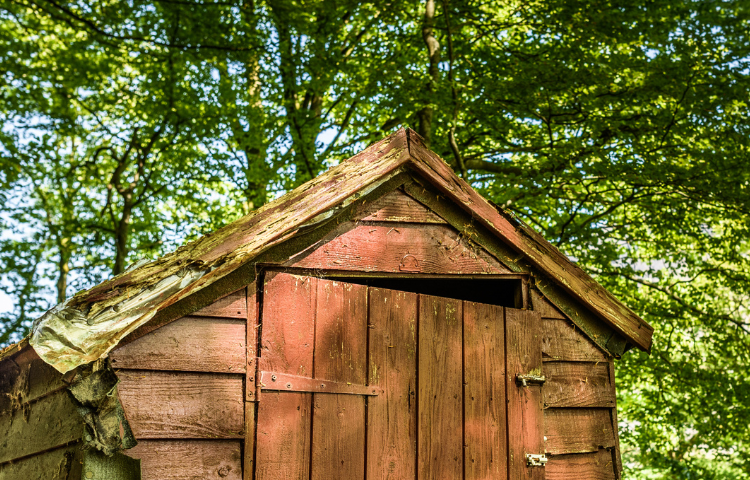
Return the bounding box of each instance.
[271,375,277,382]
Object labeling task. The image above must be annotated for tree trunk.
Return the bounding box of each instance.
[418,0,440,148]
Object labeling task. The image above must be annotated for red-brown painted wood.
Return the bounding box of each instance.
[506,308,544,480]
[244,402,256,480]
[255,273,317,480]
[418,295,463,479]
[464,301,507,480]
[194,288,248,318]
[310,280,368,480]
[288,223,511,274]
[546,449,617,480]
[531,290,566,320]
[544,409,616,454]
[542,319,608,363]
[110,316,246,373]
[116,371,244,439]
[247,281,258,402]
[359,189,447,224]
[406,130,652,351]
[367,287,418,480]
[608,361,623,478]
[127,440,243,480]
[543,363,615,408]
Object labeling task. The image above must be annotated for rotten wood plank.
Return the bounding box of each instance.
[418,294,463,479]
[311,279,368,480]
[288,223,511,275]
[543,363,615,408]
[542,319,609,363]
[127,440,242,480]
[544,409,617,454]
[0,390,83,464]
[110,316,246,373]
[464,301,507,480]
[255,272,316,480]
[193,288,248,319]
[358,189,446,224]
[0,346,66,414]
[367,287,418,480]
[546,449,617,480]
[506,308,544,480]
[531,289,566,319]
[116,370,244,439]
[0,444,81,480]
[405,130,653,351]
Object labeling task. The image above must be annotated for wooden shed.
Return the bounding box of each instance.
[0,128,653,480]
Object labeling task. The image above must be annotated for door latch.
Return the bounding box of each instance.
[516,373,546,387]
[525,453,548,467]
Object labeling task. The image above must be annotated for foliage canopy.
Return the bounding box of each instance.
[1,0,749,477]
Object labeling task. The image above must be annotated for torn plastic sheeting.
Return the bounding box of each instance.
[30,267,207,374]
[68,359,137,456]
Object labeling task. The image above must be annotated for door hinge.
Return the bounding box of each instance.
[516,373,546,387]
[525,453,548,467]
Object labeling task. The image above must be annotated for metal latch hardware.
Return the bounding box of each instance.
[516,373,546,387]
[525,453,548,467]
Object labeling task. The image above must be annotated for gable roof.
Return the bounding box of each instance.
[23,128,653,373]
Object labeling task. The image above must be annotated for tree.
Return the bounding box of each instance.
[1,0,749,477]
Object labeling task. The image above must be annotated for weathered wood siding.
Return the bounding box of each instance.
[534,289,622,479]
[112,287,250,480]
[0,346,85,474]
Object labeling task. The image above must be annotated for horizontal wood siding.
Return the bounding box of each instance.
[546,449,617,480]
[111,316,246,373]
[117,370,244,439]
[111,285,251,478]
[0,443,81,479]
[0,390,83,464]
[288,223,511,274]
[543,362,615,408]
[544,409,616,454]
[0,347,67,414]
[359,189,446,224]
[127,440,242,479]
[193,288,248,318]
[542,319,608,363]
[538,290,621,478]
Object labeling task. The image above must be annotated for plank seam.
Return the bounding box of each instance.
[0,439,80,467]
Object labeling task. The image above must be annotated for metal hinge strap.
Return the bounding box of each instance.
[259,371,382,396]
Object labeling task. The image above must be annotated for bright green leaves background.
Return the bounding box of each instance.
[1,0,749,477]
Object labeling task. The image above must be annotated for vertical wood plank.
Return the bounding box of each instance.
[244,402,256,480]
[247,281,258,401]
[367,288,418,480]
[506,308,544,480]
[311,280,368,480]
[464,302,507,480]
[608,361,623,479]
[256,273,317,480]
[245,281,258,480]
[418,295,463,479]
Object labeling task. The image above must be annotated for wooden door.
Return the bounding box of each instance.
[252,272,543,480]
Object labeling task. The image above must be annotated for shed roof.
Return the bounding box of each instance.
[16,128,652,373]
